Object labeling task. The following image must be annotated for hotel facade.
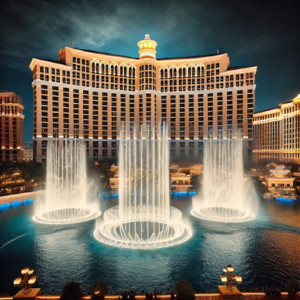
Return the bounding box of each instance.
[30,34,257,163]
[0,92,24,162]
[253,94,300,161]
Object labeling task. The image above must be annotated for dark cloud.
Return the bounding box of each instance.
[0,0,299,141]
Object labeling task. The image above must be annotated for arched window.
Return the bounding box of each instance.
[179,68,182,77]
[120,66,123,76]
[191,67,195,77]
[133,67,135,77]
[170,69,173,79]
[188,67,191,77]
[174,68,177,77]
[164,69,168,78]
[183,68,186,77]
[111,65,114,75]
[101,64,105,74]
[96,63,99,73]
[160,69,164,78]
[124,66,127,76]
[105,64,108,74]
[92,63,95,73]
[129,67,132,77]
[197,66,200,76]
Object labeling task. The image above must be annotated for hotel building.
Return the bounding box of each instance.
[0,92,24,162]
[30,34,257,163]
[253,94,300,161]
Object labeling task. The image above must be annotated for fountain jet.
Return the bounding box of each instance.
[94,124,192,249]
[191,131,258,222]
[33,139,100,225]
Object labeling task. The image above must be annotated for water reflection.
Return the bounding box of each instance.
[263,200,300,228]
[0,197,300,294]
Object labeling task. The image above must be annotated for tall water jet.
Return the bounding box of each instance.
[94,124,192,249]
[33,139,101,224]
[191,131,258,222]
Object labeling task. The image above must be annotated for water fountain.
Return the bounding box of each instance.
[33,139,101,224]
[191,131,258,222]
[94,124,192,249]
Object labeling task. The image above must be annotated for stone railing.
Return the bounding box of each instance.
[1,291,300,299]
[242,292,266,299]
[0,190,45,205]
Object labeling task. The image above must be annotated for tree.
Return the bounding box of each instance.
[91,281,108,297]
[174,279,195,300]
[190,174,201,193]
[60,282,82,300]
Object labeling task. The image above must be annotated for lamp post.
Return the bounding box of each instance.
[14,267,37,295]
[220,265,242,292]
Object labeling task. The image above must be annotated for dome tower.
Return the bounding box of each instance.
[137,34,157,59]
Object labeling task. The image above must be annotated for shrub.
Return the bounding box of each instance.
[174,279,195,300]
[60,281,82,300]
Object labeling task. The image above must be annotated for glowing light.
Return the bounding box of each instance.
[94,124,192,249]
[191,131,258,223]
[24,198,34,205]
[12,200,22,207]
[0,203,10,210]
[33,140,100,225]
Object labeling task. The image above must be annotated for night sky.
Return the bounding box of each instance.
[0,0,299,141]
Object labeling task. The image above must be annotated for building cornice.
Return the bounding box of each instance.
[221,66,257,75]
[29,58,72,71]
[253,110,300,124]
[69,47,139,64]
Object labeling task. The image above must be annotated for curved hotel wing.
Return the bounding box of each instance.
[29,34,256,162]
[253,94,300,161]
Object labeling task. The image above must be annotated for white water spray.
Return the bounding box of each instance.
[191,131,258,222]
[94,125,192,249]
[33,139,100,224]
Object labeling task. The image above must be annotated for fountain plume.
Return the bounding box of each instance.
[33,139,100,224]
[94,124,192,249]
[191,131,258,222]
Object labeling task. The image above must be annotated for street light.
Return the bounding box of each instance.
[14,267,37,295]
[220,265,242,292]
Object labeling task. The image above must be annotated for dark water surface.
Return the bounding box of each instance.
[0,196,300,294]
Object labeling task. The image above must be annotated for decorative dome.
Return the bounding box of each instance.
[137,34,157,58]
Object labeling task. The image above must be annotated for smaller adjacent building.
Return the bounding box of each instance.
[171,172,192,193]
[253,93,300,161]
[110,173,119,195]
[0,92,24,162]
[109,163,201,194]
[0,170,38,196]
[265,165,295,188]
[262,165,296,199]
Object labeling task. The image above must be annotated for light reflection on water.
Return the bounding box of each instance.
[0,197,300,294]
[263,199,300,228]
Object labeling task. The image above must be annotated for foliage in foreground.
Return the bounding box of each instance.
[60,281,82,300]
[174,279,195,300]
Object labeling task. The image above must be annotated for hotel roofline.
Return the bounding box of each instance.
[254,94,300,116]
[30,55,257,75]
